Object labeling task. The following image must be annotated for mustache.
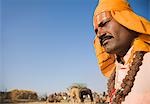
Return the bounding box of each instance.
[99,34,113,46]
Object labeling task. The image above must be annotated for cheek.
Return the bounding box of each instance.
[110,38,119,46]
[119,31,130,43]
[107,24,120,39]
[107,24,113,32]
[119,37,130,47]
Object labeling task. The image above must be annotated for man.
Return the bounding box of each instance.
[93,0,150,104]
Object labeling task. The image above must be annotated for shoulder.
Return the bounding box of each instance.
[133,52,150,90]
[137,52,150,76]
[122,52,150,104]
[143,52,150,59]
[142,52,150,67]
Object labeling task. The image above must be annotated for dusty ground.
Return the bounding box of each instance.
[2,102,97,104]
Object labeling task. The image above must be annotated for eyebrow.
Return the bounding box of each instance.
[98,18,111,27]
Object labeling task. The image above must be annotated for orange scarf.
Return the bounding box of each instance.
[93,0,150,78]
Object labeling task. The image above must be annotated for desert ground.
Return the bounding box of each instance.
[2,102,100,104]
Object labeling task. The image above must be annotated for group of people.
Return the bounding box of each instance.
[93,0,150,104]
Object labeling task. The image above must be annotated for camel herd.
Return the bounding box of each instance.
[46,86,109,104]
[0,87,109,104]
[46,92,69,103]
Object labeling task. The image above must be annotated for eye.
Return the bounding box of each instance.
[103,21,109,26]
[98,19,110,27]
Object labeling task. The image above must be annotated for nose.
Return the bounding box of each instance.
[97,27,106,37]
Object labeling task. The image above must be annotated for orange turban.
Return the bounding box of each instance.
[93,0,150,78]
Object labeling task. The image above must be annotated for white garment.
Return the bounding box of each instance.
[115,52,150,104]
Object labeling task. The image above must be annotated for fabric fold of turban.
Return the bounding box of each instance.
[93,0,150,78]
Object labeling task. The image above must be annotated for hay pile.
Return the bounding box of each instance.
[0,89,38,103]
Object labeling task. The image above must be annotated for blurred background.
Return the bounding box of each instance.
[0,0,150,95]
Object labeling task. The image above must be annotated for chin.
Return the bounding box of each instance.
[104,43,117,54]
[105,50,113,54]
[104,46,115,54]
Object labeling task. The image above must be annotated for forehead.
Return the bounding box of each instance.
[94,11,112,28]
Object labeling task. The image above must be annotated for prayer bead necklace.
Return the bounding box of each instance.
[107,51,146,104]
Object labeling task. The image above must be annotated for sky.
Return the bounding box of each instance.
[0,0,150,95]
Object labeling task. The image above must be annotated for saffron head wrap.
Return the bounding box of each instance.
[93,0,150,77]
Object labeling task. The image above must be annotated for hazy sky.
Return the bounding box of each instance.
[0,0,149,95]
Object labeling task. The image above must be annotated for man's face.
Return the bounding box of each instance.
[94,11,134,54]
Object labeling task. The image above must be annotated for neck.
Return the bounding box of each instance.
[116,31,138,58]
[115,46,130,64]
[116,45,131,57]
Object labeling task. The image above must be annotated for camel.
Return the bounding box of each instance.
[79,88,94,102]
[46,93,63,103]
[46,92,70,103]
[68,86,94,103]
[68,86,81,103]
